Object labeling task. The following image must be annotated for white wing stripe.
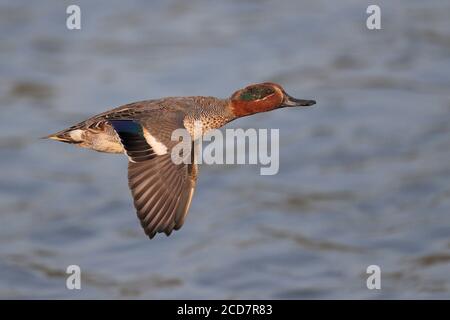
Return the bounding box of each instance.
[143,129,168,155]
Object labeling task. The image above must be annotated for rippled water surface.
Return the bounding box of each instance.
[1,0,450,299]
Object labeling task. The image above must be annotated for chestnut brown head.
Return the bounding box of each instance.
[230,82,315,118]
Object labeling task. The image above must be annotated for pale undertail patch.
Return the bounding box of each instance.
[69,129,84,141]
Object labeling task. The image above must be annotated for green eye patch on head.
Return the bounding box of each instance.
[240,86,275,101]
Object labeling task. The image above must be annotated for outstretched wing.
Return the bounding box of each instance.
[109,119,197,239]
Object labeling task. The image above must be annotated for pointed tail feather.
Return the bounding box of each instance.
[42,129,83,144]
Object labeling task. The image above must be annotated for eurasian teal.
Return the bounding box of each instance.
[46,82,316,239]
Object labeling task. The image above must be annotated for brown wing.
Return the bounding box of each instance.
[110,119,197,239]
[128,153,197,238]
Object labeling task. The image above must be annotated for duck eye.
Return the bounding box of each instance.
[240,86,275,101]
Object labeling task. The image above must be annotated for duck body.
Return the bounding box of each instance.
[52,96,233,154]
[46,82,315,239]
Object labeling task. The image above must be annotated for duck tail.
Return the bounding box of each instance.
[42,128,83,144]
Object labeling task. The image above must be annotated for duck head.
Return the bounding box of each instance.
[229,82,316,118]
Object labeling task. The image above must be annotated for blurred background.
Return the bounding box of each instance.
[0,0,450,299]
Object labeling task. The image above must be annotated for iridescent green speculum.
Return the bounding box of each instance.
[240,87,275,101]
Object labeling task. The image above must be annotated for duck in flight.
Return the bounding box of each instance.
[45,82,316,239]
